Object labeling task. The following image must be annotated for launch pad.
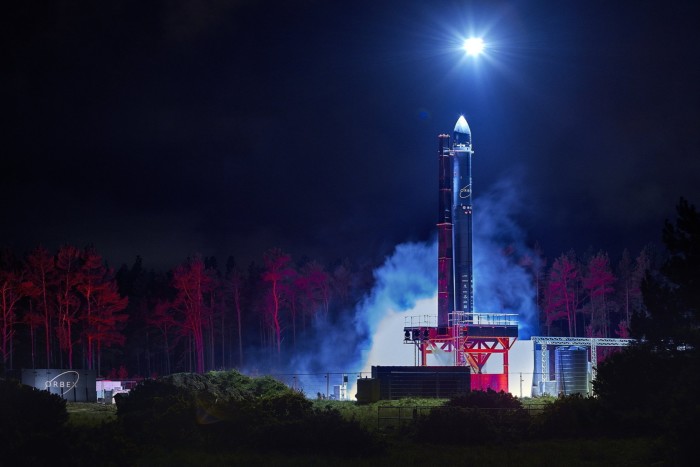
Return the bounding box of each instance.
[404,312,518,392]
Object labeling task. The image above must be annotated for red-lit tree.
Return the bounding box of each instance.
[0,270,30,367]
[76,247,106,370]
[21,303,44,369]
[25,246,56,367]
[171,256,215,373]
[262,248,294,356]
[89,278,128,375]
[228,267,244,367]
[77,247,129,374]
[583,251,616,337]
[54,245,84,369]
[544,252,579,336]
[148,299,179,375]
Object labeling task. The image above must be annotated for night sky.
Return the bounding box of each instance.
[4,0,700,271]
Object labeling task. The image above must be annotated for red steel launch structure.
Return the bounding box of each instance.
[404,116,518,392]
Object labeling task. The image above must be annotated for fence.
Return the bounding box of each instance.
[377,406,434,428]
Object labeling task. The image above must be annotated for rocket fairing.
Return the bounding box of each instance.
[437,116,474,326]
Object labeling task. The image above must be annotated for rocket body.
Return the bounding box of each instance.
[437,116,474,326]
[437,134,453,326]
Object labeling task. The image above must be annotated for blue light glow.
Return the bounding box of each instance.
[463,37,485,55]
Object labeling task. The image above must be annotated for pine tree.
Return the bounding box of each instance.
[25,246,56,367]
[583,251,616,337]
[262,248,295,357]
[633,197,700,348]
[544,252,579,336]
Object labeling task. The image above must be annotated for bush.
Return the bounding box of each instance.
[116,377,205,446]
[252,405,384,457]
[594,344,700,462]
[446,388,524,410]
[411,389,531,445]
[532,393,604,439]
[115,370,383,456]
[0,378,69,465]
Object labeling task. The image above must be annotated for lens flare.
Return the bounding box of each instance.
[463,37,485,56]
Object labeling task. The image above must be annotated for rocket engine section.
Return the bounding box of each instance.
[437,116,474,326]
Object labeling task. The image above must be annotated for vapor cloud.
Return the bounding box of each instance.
[286,176,539,397]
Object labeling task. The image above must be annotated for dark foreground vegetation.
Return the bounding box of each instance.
[1,361,696,467]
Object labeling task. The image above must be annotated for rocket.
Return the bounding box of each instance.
[437,116,474,326]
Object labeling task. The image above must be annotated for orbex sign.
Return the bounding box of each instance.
[21,369,97,402]
[44,370,80,396]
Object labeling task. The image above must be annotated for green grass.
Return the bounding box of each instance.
[66,401,117,427]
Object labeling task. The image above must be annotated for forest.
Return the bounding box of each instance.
[2,196,699,466]
[0,198,695,379]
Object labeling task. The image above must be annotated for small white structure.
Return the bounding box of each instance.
[333,374,349,401]
[96,379,136,403]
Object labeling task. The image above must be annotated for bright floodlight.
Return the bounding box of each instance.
[463,37,484,56]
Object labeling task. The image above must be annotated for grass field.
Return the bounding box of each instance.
[67,401,118,427]
[66,397,667,466]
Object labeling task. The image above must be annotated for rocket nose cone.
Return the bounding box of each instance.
[453,116,472,146]
[454,116,471,136]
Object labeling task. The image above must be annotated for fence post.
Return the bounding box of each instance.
[520,372,523,398]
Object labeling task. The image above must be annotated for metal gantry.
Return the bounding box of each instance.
[404,312,519,391]
[531,336,635,382]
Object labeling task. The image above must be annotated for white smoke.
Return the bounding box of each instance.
[284,241,436,397]
[286,176,539,398]
[347,176,539,398]
[353,241,437,337]
[473,177,539,337]
[348,240,438,398]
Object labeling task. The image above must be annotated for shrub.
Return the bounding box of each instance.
[0,378,69,465]
[594,344,700,462]
[251,405,384,457]
[446,388,524,410]
[532,393,604,439]
[116,377,204,446]
[411,389,531,445]
[115,370,383,456]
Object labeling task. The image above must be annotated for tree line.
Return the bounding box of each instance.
[3,198,697,378]
[539,246,652,339]
[0,245,127,374]
[0,245,373,378]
